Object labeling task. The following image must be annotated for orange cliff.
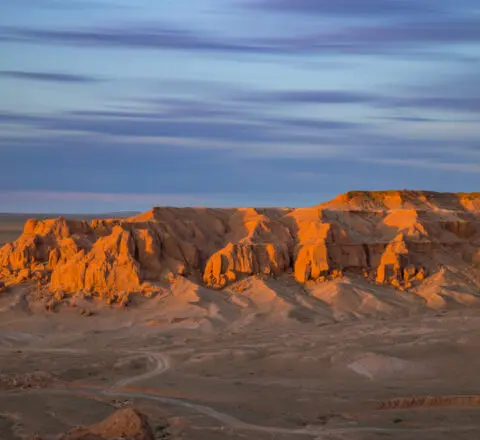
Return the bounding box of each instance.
[0,191,479,299]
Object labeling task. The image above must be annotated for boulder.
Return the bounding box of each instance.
[62,408,154,440]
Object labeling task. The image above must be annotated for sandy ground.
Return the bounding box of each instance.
[1,282,480,439]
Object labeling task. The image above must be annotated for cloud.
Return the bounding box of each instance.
[267,117,360,130]
[0,25,269,53]
[0,131,346,200]
[2,14,479,56]
[68,110,161,118]
[248,0,438,17]
[243,90,376,104]
[1,86,479,161]
[377,116,445,123]
[7,0,123,10]
[240,85,480,113]
[0,188,349,212]
[0,112,40,124]
[0,89,477,205]
[258,18,480,54]
[0,70,102,83]
[0,113,477,213]
[344,19,480,46]
[384,97,480,113]
[0,105,477,159]
[0,190,210,204]
[362,158,480,173]
[0,98,360,146]
[0,112,287,142]
[0,190,219,213]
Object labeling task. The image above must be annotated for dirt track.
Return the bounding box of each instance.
[3,307,480,439]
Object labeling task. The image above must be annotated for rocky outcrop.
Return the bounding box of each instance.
[204,242,291,288]
[50,226,142,296]
[0,191,478,297]
[30,408,155,440]
[62,408,154,440]
[375,234,427,289]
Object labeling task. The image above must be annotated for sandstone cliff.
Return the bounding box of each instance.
[0,191,478,299]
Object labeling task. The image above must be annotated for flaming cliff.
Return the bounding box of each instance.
[0,191,478,300]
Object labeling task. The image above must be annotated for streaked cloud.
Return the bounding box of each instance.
[0,190,217,213]
[242,90,377,104]
[362,158,480,173]
[239,84,480,114]
[0,190,211,204]
[0,0,478,211]
[6,0,124,10]
[383,97,480,113]
[0,70,102,83]
[0,25,266,53]
[0,97,362,145]
[247,0,439,17]
[1,14,479,55]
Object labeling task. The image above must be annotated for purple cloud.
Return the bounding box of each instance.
[1,15,479,56]
[244,90,376,104]
[0,70,102,83]
[379,116,444,123]
[0,25,269,53]
[68,110,162,119]
[0,112,40,124]
[346,19,480,45]
[248,0,437,17]
[240,82,480,113]
[385,97,480,113]
[0,104,360,147]
[11,0,123,10]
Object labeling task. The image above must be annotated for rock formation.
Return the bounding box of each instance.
[0,191,478,299]
[63,408,154,440]
[32,408,155,440]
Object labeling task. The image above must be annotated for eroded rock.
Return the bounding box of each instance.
[63,408,154,440]
[0,191,478,296]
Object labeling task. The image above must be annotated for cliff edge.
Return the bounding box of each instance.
[0,191,478,300]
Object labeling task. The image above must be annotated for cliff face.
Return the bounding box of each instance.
[0,191,478,297]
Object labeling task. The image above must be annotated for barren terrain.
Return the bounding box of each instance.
[2,286,480,439]
[0,191,479,439]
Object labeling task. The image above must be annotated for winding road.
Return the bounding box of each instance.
[62,386,325,437]
[112,352,171,388]
[4,347,480,438]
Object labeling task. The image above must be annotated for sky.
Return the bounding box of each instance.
[0,0,479,213]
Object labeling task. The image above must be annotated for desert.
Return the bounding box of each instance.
[3,0,479,436]
[0,190,479,439]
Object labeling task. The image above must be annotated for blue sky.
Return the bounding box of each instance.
[0,0,479,212]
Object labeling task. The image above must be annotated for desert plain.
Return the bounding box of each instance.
[0,190,479,439]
